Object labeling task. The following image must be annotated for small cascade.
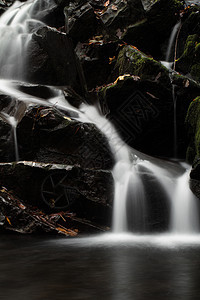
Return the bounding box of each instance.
[0,112,19,161]
[172,84,178,158]
[161,21,182,157]
[165,20,181,63]
[171,166,200,233]
[0,0,50,80]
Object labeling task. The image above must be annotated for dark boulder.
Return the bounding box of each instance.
[185,96,200,165]
[98,69,200,158]
[176,34,200,82]
[0,161,113,228]
[112,45,171,86]
[17,106,114,169]
[99,0,145,35]
[98,75,174,157]
[64,1,97,43]
[0,187,102,235]
[26,26,84,93]
[176,5,200,59]
[76,40,119,90]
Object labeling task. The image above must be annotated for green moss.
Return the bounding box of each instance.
[186,97,200,162]
[176,34,199,72]
[114,45,170,86]
[176,34,200,80]
[191,64,200,82]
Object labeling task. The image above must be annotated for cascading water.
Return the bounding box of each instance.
[171,165,200,233]
[161,21,182,158]
[0,0,48,80]
[0,0,199,236]
[165,20,181,63]
[0,112,19,161]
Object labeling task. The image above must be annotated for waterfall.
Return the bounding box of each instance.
[78,105,146,233]
[0,0,47,80]
[170,166,200,233]
[172,84,177,158]
[165,20,181,63]
[0,0,199,236]
[0,112,19,161]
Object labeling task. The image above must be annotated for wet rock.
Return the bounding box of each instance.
[98,75,174,157]
[113,45,171,87]
[99,0,145,35]
[0,162,113,228]
[171,74,200,154]
[0,187,84,235]
[123,0,184,58]
[98,72,200,158]
[65,1,97,43]
[176,34,200,82]
[176,6,200,59]
[0,0,14,16]
[26,26,83,92]
[0,118,12,162]
[17,106,114,169]
[185,96,200,164]
[17,82,58,100]
[76,40,118,89]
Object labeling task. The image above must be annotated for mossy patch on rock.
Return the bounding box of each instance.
[176,34,200,81]
[113,45,170,87]
[185,96,200,164]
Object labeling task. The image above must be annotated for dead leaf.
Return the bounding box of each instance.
[5,216,12,226]
[114,74,131,84]
[109,56,115,64]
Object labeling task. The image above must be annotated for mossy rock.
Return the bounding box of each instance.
[176,34,200,81]
[98,75,176,157]
[113,45,170,87]
[176,7,200,58]
[185,96,200,164]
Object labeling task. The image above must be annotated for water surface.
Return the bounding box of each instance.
[1,234,200,299]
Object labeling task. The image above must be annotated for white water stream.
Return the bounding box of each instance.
[0,0,199,235]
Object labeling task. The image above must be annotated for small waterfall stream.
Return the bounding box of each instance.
[0,0,46,80]
[0,112,19,161]
[165,20,181,63]
[171,166,200,233]
[0,0,199,236]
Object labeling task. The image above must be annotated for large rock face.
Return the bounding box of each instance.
[176,34,200,82]
[99,0,145,32]
[98,45,200,158]
[185,97,200,199]
[0,161,113,232]
[26,26,83,91]
[113,45,171,85]
[17,105,114,170]
[65,2,97,43]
